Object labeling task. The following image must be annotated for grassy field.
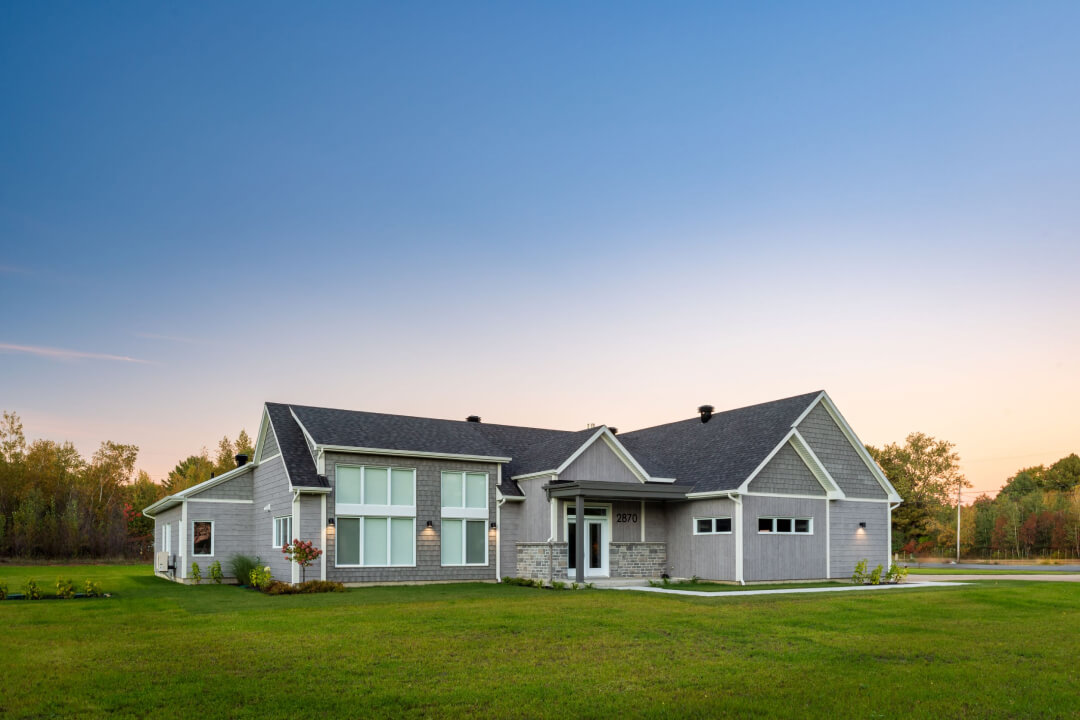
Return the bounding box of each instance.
[659,580,846,592]
[2,565,1078,718]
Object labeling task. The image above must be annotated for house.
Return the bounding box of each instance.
[143,391,902,585]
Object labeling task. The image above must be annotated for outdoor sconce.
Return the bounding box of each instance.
[328,517,335,528]
[858,522,867,528]
[426,520,433,529]
[490,522,497,530]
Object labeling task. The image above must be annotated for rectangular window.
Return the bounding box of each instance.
[336,516,415,567]
[695,517,733,535]
[273,516,292,548]
[441,471,488,513]
[441,518,487,565]
[163,524,171,554]
[192,521,213,556]
[334,465,417,567]
[758,517,813,535]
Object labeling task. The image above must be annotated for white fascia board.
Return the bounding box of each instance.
[552,427,655,484]
[742,491,830,500]
[143,495,181,516]
[290,486,332,494]
[789,430,846,499]
[500,495,526,502]
[816,392,903,503]
[175,463,255,499]
[553,427,608,475]
[318,444,510,464]
[790,392,827,429]
[511,469,559,481]
[685,490,741,499]
[252,406,273,467]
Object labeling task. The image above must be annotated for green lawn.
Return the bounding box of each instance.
[2,565,1078,718]
[658,580,846,592]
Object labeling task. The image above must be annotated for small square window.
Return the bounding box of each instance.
[697,518,712,534]
[715,518,732,533]
[794,518,810,533]
[758,518,773,533]
[776,518,793,533]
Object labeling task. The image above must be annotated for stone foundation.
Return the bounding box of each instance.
[516,542,568,580]
[610,542,667,578]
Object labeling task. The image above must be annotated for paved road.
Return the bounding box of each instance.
[908,562,1080,572]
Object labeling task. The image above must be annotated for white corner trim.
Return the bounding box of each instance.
[185,498,253,504]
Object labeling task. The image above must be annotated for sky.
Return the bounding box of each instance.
[2,2,1078,498]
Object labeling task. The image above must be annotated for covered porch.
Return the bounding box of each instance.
[544,479,691,583]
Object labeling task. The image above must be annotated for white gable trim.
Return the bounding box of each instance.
[252,406,274,466]
[789,430,846,499]
[802,392,902,503]
[262,406,294,489]
[736,428,796,493]
[553,427,663,484]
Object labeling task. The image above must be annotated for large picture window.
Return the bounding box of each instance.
[441,471,488,566]
[192,521,214,556]
[273,516,292,548]
[334,465,416,567]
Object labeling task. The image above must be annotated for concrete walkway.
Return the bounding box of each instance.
[609,581,967,598]
[913,574,1080,582]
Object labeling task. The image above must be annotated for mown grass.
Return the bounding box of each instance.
[659,580,846,592]
[1,565,1078,718]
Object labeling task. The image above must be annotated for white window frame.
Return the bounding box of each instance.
[191,520,215,557]
[693,516,733,535]
[163,523,171,554]
[757,517,814,535]
[440,518,489,567]
[440,470,490,520]
[334,515,417,568]
[272,515,292,548]
[334,464,417,518]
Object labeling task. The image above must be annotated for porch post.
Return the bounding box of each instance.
[575,493,585,584]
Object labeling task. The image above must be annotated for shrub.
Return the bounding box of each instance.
[501,577,539,587]
[551,581,566,590]
[690,575,701,584]
[83,579,103,597]
[249,565,273,590]
[190,562,202,585]
[0,580,7,600]
[228,554,261,586]
[570,582,579,590]
[55,577,75,599]
[869,564,883,585]
[885,563,908,584]
[22,579,41,600]
[209,560,223,584]
[585,582,594,589]
[851,559,869,584]
[263,580,345,595]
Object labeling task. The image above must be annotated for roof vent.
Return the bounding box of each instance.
[698,405,715,423]
[609,427,618,435]
[466,415,481,423]
[235,453,249,467]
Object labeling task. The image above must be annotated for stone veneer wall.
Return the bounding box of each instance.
[610,542,666,578]
[516,542,568,580]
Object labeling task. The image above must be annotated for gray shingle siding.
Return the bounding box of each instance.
[186,501,255,574]
[323,451,497,583]
[830,500,890,578]
[742,495,827,581]
[748,442,826,496]
[260,422,280,461]
[154,505,181,571]
[252,454,294,582]
[797,404,886,499]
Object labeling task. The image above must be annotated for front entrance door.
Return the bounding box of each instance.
[568,516,609,578]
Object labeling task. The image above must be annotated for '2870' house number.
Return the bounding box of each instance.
[615,513,638,523]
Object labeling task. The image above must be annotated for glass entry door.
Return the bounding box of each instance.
[568,516,609,577]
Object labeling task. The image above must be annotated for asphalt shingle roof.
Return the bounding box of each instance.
[265,402,328,488]
[618,391,823,493]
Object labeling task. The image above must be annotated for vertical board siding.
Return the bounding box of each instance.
[517,476,553,543]
[323,452,497,583]
[797,405,886,498]
[611,500,643,542]
[252,454,294,581]
[259,422,280,461]
[498,501,522,578]
[742,496,827,581]
[665,498,736,581]
[190,470,254,500]
[830,500,889,578]
[560,439,640,483]
[748,442,826,496]
[644,501,667,542]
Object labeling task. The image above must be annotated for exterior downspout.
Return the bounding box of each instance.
[730,493,744,585]
[179,499,188,581]
[889,501,902,567]
[496,495,505,582]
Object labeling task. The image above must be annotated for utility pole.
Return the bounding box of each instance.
[956,483,961,564]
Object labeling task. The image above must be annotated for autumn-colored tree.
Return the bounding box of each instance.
[282,539,323,582]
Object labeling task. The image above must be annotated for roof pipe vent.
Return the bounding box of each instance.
[466,415,481,423]
[235,453,249,467]
[698,405,715,423]
[609,427,618,435]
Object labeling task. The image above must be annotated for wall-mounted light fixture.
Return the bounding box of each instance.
[490,522,497,530]
[328,517,335,528]
[858,522,867,528]
[426,520,433,529]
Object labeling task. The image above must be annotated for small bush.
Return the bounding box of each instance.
[55,577,75,599]
[851,559,868,584]
[228,554,261,586]
[869,564,883,585]
[501,576,540,587]
[648,579,662,588]
[190,562,202,585]
[585,582,594,589]
[885,563,908,584]
[249,565,273,590]
[263,580,345,595]
[690,575,701,585]
[570,582,579,590]
[209,560,223,584]
[22,579,41,600]
[550,581,566,590]
[83,579,103,597]
[0,579,7,600]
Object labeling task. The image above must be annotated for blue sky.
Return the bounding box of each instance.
[2,2,1078,491]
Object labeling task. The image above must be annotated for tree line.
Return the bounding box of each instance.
[0,411,252,559]
[869,432,1080,559]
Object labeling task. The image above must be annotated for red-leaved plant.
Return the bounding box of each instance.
[282,539,323,582]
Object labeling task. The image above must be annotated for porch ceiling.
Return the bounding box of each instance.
[544,480,692,501]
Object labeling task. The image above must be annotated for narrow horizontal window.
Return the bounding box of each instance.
[696,517,732,535]
[757,517,813,535]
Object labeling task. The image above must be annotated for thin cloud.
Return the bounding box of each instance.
[135,332,205,344]
[0,342,151,364]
